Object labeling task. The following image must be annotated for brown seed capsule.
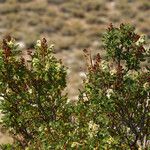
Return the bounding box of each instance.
[2,38,11,59]
[4,35,11,42]
[96,53,101,63]
[139,46,145,53]
[42,38,47,44]
[134,34,140,42]
[83,49,88,53]
[20,57,25,64]
[108,23,113,31]
[27,49,32,56]
[41,38,48,58]
[120,23,124,28]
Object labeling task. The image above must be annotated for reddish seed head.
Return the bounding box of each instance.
[134,34,140,42]
[4,35,11,42]
[139,46,145,53]
[42,38,47,44]
[2,37,12,59]
[41,38,48,49]
[27,49,32,56]
[120,23,125,28]
[23,84,28,91]
[83,49,88,53]
[96,53,101,62]
[59,59,62,64]
[20,57,25,64]
[108,23,113,31]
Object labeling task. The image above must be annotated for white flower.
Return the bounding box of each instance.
[28,89,33,94]
[0,97,4,101]
[101,60,109,71]
[88,120,99,138]
[107,137,114,145]
[13,75,19,80]
[145,47,150,55]
[71,142,80,148]
[143,82,149,90]
[49,44,54,49]
[135,35,145,46]
[17,41,25,49]
[7,40,14,47]
[88,121,99,131]
[106,89,114,99]
[79,72,86,78]
[83,93,89,102]
[32,58,40,67]
[66,98,71,104]
[6,88,12,93]
[126,127,130,133]
[0,110,4,123]
[38,126,43,132]
[45,63,50,71]
[0,93,4,101]
[110,68,117,75]
[36,40,41,47]
[126,71,139,80]
[55,63,62,71]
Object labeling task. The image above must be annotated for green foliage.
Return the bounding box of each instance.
[0,24,149,149]
[77,23,150,149]
[0,36,72,149]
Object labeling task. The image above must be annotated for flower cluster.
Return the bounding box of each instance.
[135,35,145,46]
[106,88,114,99]
[88,120,99,138]
[101,60,109,71]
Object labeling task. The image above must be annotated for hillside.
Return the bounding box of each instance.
[0,0,149,50]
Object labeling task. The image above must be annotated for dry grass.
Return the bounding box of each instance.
[0,0,149,49]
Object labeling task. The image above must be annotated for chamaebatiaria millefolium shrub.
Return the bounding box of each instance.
[75,24,150,149]
[0,24,149,150]
[0,36,74,149]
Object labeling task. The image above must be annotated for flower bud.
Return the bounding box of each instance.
[36,40,41,47]
[106,89,114,99]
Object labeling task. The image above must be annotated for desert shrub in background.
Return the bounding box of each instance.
[0,0,7,3]
[0,24,149,150]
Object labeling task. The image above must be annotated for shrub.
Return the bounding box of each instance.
[47,0,67,5]
[0,24,149,149]
[76,23,150,149]
[0,36,72,149]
